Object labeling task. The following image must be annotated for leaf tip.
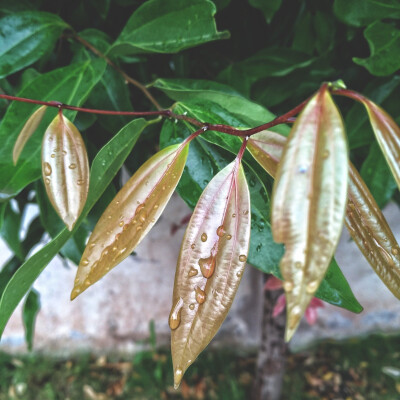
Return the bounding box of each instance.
[70,286,81,301]
[173,367,183,390]
[284,303,305,342]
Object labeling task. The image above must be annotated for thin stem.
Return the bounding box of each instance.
[70,33,163,111]
[237,136,249,161]
[332,88,367,103]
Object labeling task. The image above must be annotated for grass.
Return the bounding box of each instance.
[1,334,400,399]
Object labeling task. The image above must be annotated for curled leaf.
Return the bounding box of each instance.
[346,163,400,299]
[71,143,189,300]
[271,88,348,341]
[13,105,48,165]
[360,98,400,192]
[42,112,89,231]
[170,159,251,388]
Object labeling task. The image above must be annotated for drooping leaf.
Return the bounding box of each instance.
[170,159,250,388]
[71,142,189,299]
[0,118,149,338]
[354,22,400,76]
[108,0,229,56]
[271,88,348,341]
[42,113,90,231]
[247,130,362,313]
[346,163,400,299]
[0,202,24,260]
[13,105,48,165]
[248,0,282,23]
[22,288,40,351]
[0,11,69,79]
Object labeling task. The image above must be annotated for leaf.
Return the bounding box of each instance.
[248,0,282,23]
[0,11,69,78]
[0,59,106,200]
[71,142,189,299]
[22,288,40,351]
[271,88,348,341]
[334,0,400,27]
[108,0,229,56]
[0,118,149,338]
[13,105,48,165]
[360,96,400,192]
[360,142,397,208]
[41,113,90,230]
[0,202,24,260]
[346,163,400,299]
[247,130,362,313]
[170,159,250,388]
[354,22,400,76]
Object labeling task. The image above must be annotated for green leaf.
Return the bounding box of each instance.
[0,202,23,260]
[22,288,40,351]
[0,118,149,338]
[334,0,400,27]
[248,0,282,23]
[292,12,314,55]
[360,142,397,208]
[354,22,400,76]
[108,0,229,56]
[0,12,69,79]
[0,59,106,200]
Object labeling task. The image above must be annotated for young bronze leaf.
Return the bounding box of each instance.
[42,112,89,231]
[362,99,400,191]
[71,143,189,300]
[346,163,400,298]
[13,105,48,165]
[170,159,251,389]
[247,130,286,177]
[271,88,348,341]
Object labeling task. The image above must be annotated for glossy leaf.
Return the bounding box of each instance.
[22,289,40,351]
[0,118,148,338]
[346,163,400,299]
[108,0,229,56]
[42,113,90,231]
[71,143,189,299]
[271,89,348,341]
[361,97,400,192]
[0,12,69,79]
[247,130,362,313]
[13,105,48,165]
[170,159,250,388]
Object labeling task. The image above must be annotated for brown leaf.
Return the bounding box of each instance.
[13,105,48,165]
[41,112,89,231]
[170,159,251,388]
[71,143,189,299]
[271,88,348,341]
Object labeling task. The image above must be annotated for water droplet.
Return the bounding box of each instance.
[232,213,236,218]
[188,267,198,277]
[191,244,195,250]
[119,221,124,227]
[295,261,302,268]
[69,163,76,169]
[116,201,120,205]
[292,305,301,316]
[89,243,96,249]
[244,210,249,215]
[43,162,52,176]
[153,204,159,210]
[256,244,262,252]
[198,255,216,278]
[123,225,129,231]
[189,303,195,310]
[392,247,399,256]
[135,203,145,215]
[201,233,207,242]
[226,234,232,240]
[323,149,330,159]
[236,271,242,277]
[239,254,247,262]
[195,286,206,304]
[112,246,117,251]
[82,258,89,266]
[216,225,225,237]
[139,215,146,223]
[306,280,318,293]
[51,153,56,158]
[283,281,294,292]
[169,297,184,330]
[77,179,84,185]
[45,178,50,185]
[83,278,91,287]
[136,226,142,231]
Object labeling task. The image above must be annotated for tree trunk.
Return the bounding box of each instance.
[252,275,287,400]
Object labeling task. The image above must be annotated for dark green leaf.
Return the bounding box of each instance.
[0,59,106,200]
[22,288,40,351]
[108,0,229,56]
[0,118,149,338]
[0,202,23,260]
[0,12,69,78]
[334,0,400,27]
[292,12,314,55]
[354,22,400,76]
[248,0,282,23]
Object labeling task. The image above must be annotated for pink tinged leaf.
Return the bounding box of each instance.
[305,306,318,325]
[346,163,400,299]
[362,99,400,191]
[71,143,189,300]
[13,105,48,165]
[264,275,283,291]
[41,112,89,231]
[271,88,348,342]
[272,294,286,318]
[170,160,251,389]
